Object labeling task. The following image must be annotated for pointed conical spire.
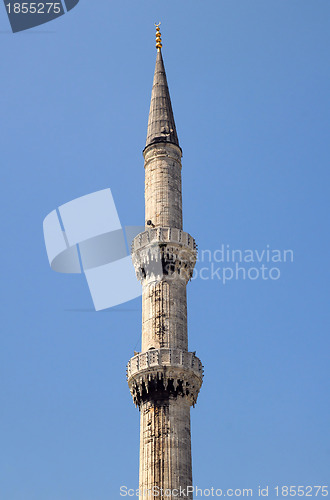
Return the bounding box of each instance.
[145,25,180,150]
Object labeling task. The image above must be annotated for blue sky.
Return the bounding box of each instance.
[0,1,329,499]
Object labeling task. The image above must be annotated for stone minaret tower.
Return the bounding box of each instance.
[127,25,203,499]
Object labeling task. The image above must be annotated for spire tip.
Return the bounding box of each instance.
[155,22,162,51]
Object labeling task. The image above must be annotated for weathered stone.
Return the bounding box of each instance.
[127,45,203,500]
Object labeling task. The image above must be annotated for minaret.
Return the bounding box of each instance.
[127,25,203,499]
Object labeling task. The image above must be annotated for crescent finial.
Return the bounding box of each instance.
[155,22,162,50]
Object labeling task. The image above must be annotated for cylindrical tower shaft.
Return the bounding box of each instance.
[139,399,192,496]
[127,29,203,500]
[144,143,183,230]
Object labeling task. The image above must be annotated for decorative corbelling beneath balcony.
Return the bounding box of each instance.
[127,348,203,408]
[132,227,197,283]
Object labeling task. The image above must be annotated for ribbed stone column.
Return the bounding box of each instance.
[141,279,188,351]
[139,399,192,499]
[127,347,203,499]
[144,143,183,230]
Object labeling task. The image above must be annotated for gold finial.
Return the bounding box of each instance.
[155,22,162,50]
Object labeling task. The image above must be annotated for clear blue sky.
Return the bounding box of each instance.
[0,1,329,499]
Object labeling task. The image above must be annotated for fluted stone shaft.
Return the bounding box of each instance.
[141,279,188,352]
[139,398,192,500]
[144,143,183,230]
[138,139,192,497]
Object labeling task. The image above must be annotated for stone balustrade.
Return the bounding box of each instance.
[131,227,197,254]
[127,348,203,379]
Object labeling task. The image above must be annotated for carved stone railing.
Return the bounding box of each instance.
[131,228,197,283]
[131,228,197,254]
[127,348,204,407]
[127,348,203,378]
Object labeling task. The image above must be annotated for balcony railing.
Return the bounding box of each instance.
[131,227,197,254]
[127,348,203,379]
